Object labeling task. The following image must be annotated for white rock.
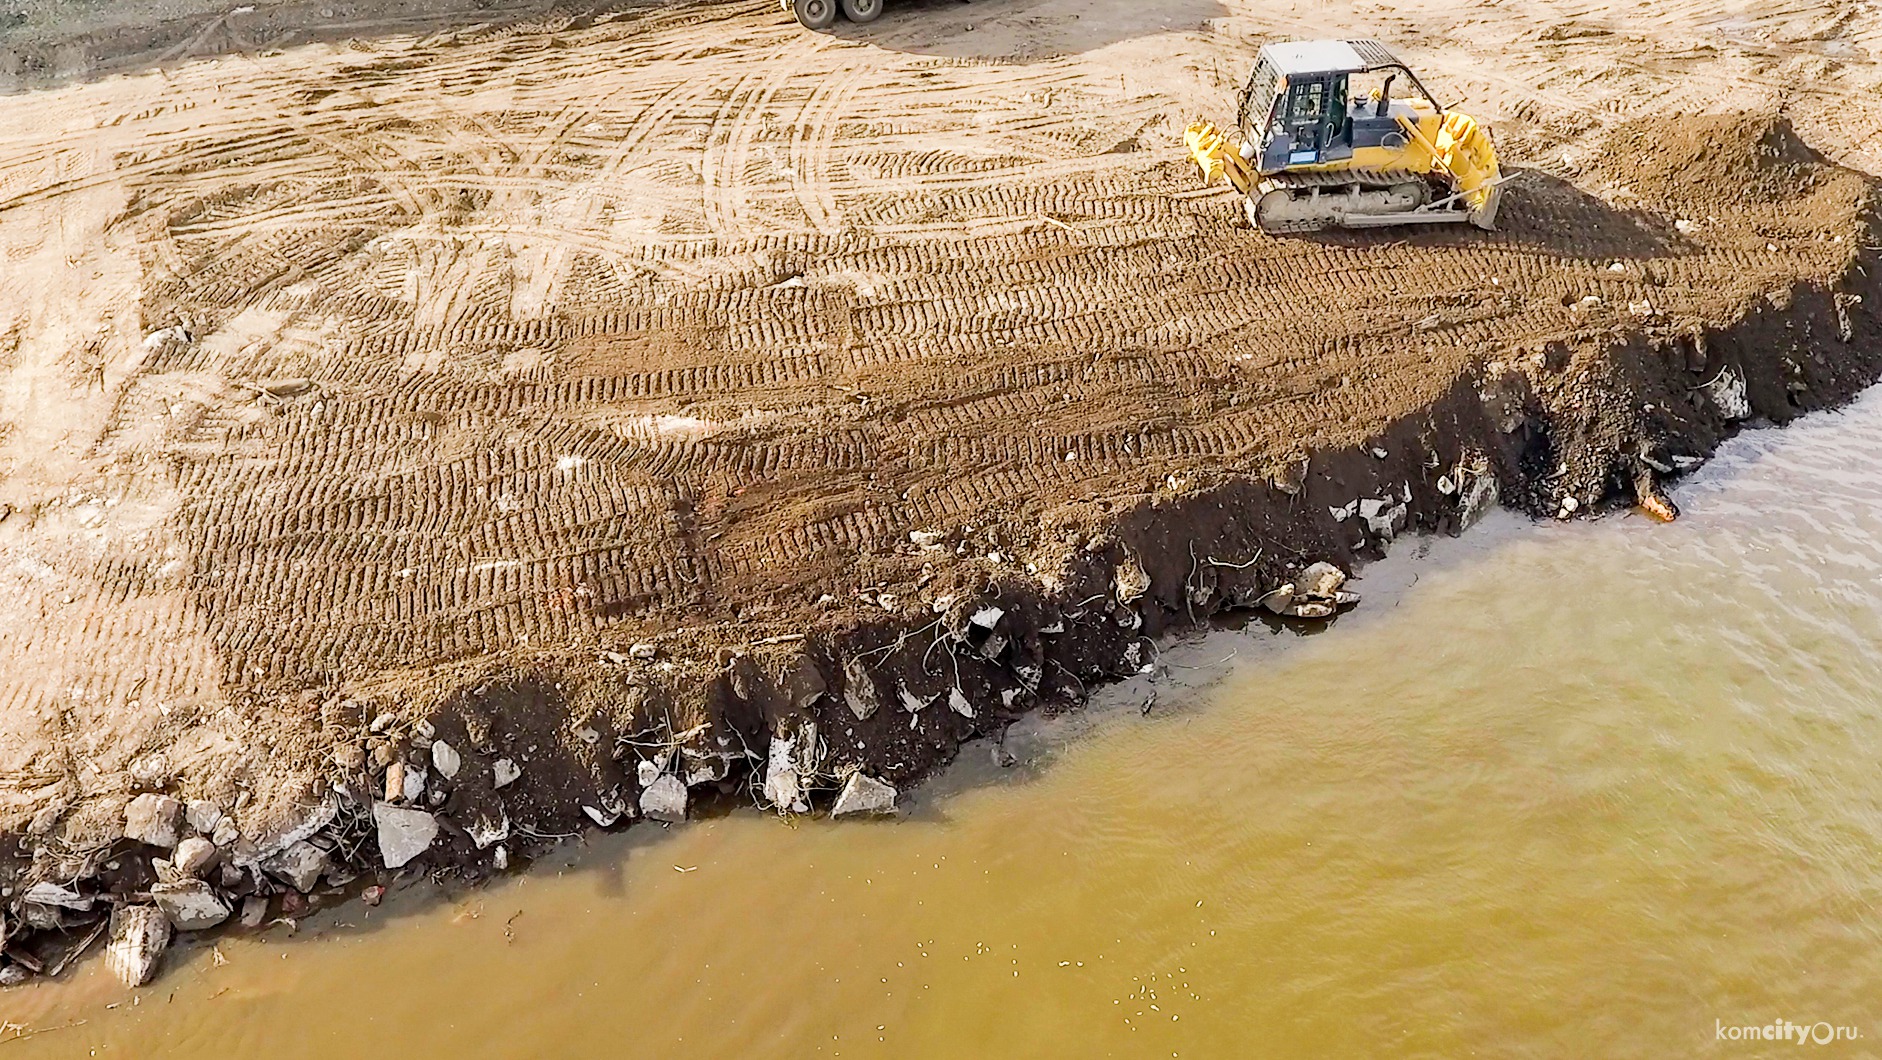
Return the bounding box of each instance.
[106,906,172,987]
[401,763,428,803]
[467,810,509,850]
[1259,584,1296,615]
[261,840,329,892]
[492,758,521,789]
[832,773,898,818]
[636,757,663,787]
[909,529,944,547]
[185,799,223,834]
[1703,365,1751,420]
[969,606,1004,630]
[843,656,881,721]
[372,802,439,869]
[124,794,183,848]
[639,775,688,823]
[898,685,932,714]
[1297,561,1347,598]
[174,837,218,878]
[1458,470,1499,530]
[211,817,241,847]
[628,643,657,660]
[151,880,231,931]
[948,687,975,719]
[763,735,804,811]
[492,845,509,870]
[430,741,462,779]
[23,881,93,911]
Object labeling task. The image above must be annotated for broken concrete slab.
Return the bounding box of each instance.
[639,775,687,823]
[151,880,231,931]
[832,773,898,818]
[372,802,439,869]
[261,840,329,893]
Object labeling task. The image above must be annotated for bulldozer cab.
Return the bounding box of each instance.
[1237,40,1428,174]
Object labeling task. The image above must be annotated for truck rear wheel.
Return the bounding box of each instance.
[840,0,883,22]
[794,0,837,29]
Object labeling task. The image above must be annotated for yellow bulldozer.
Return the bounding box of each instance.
[1186,40,1507,234]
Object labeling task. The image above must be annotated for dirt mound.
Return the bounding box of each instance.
[1597,111,1845,209]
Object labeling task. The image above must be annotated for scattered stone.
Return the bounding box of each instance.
[786,657,828,709]
[1297,561,1347,598]
[909,529,944,548]
[493,845,510,871]
[832,773,898,818]
[467,811,509,850]
[23,881,92,911]
[124,794,183,848]
[261,840,329,892]
[636,755,665,787]
[1113,554,1151,604]
[105,906,171,987]
[1289,601,1336,620]
[333,742,366,770]
[372,802,439,869]
[0,963,30,987]
[1703,365,1751,420]
[639,775,688,823]
[185,799,223,834]
[842,656,881,721]
[128,754,172,790]
[969,606,1004,630]
[628,643,657,660]
[1458,468,1499,530]
[763,734,806,812]
[152,880,231,931]
[948,686,975,719]
[174,837,218,877]
[362,885,385,907]
[211,817,241,847]
[369,713,397,734]
[239,895,269,928]
[401,762,427,804]
[430,740,462,779]
[383,761,407,803]
[492,758,521,789]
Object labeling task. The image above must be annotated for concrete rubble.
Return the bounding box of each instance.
[173,836,218,877]
[372,802,439,869]
[262,840,330,892]
[151,880,231,931]
[123,794,183,848]
[640,775,688,823]
[105,905,171,987]
[832,773,898,817]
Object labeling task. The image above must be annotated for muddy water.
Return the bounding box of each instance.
[10,396,1882,1057]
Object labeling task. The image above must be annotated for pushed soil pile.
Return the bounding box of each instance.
[0,0,1879,986]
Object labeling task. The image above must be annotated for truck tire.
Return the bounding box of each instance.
[840,0,883,22]
[794,0,837,29]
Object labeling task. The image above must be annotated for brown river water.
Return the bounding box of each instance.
[7,393,1882,1057]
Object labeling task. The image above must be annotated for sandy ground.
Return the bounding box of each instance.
[0,0,1879,853]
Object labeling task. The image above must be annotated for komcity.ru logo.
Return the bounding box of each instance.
[1716,1019,1861,1045]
